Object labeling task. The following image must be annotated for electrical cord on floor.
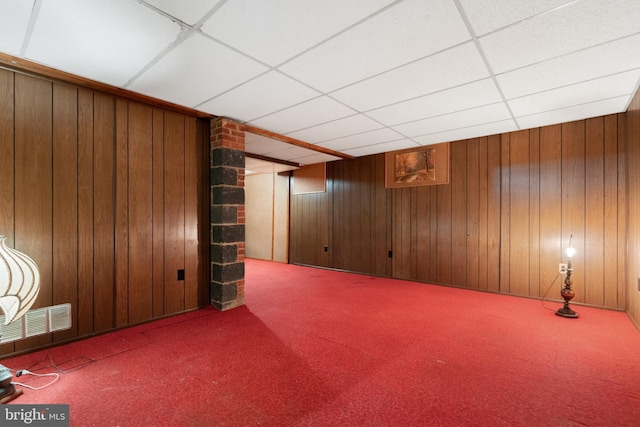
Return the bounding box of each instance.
[541,272,561,312]
[11,369,60,390]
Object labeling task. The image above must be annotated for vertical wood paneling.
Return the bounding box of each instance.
[77,89,94,336]
[451,141,467,287]
[508,130,530,296]
[152,109,165,317]
[14,74,53,352]
[467,139,480,289]
[478,137,489,291]
[616,114,627,311]
[436,175,452,284]
[184,117,200,309]
[93,93,116,332]
[602,115,618,307]
[487,135,501,293]
[500,134,510,293]
[539,125,562,300]
[0,69,15,354]
[562,121,586,303]
[164,112,186,315]
[115,98,129,327]
[585,117,605,307]
[529,129,541,297]
[52,83,78,342]
[0,67,207,357]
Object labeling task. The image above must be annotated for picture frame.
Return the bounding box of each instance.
[384,142,450,188]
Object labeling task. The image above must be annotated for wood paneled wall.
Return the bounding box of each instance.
[291,115,626,310]
[0,69,208,356]
[626,89,640,327]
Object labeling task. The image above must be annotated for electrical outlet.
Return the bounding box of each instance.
[559,263,567,274]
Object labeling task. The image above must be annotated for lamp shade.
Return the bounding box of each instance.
[0,236,40,325]
[566,246,576,259]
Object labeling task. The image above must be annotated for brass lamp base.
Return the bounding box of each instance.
[556,306,579,318]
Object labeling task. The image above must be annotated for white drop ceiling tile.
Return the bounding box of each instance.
[497,33,640,99]
[290,153,341,166]
[245,157,297,175]
[143,0,221,25]
[197,71,319,121]
[342,139,420,157]
[129,32,268,108]
[280,0,471,92]
[286,114,383,144]
[264,146,320,161]
[460,0,574,36]
[249,96,357,135]
[366,78,502,126]
[25,0,182,87]
[317,128,406,151]
[393,103,512,138]
[245,134,292,156]
[480,0,640,74]
[0,0,33,55]
[201,0,394,66]
[331,42,489,111]
[412,119,518,145]
[508,70,640,117]
[516,96,629,130]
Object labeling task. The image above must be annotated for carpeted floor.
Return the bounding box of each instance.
[3,259,640,426]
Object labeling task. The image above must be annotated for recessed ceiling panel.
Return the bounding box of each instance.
[0,0,32,55]
[128,32,268,108]
[393,103,513,138]
[496,33,640,99]
[287,114,383,144]
[412,119,518,145]
[25,0,182,86]
[480,0,640,74]
[280,0,471,92]
[317,128,406,152]
[197,71,319,121]
[331,42,489,111]
[201,0,395,66]
[366,78,503,126]
[342,139,419,157]
[460,0,574,36]
[516,96,629,130]
[508,70,640,117]
[143,0,221,25]
[250,96,356,135]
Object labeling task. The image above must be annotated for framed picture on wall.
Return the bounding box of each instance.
[385,142,450,188]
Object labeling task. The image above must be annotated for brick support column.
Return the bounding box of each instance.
[210,117,245,310]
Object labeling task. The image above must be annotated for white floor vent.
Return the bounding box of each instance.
[0,303,72,343]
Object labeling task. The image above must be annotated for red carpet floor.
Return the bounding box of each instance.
[3,259,640,426]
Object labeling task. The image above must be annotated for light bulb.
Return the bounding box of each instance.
[565,246,576,259]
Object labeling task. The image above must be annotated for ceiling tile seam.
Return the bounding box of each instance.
[504,67,640,102]
[269,0,406,69]
[317,136,417,152]
[453,0,519,131]
[138,0,229,30]
[314,39,476,98]
[491,30,640,78]
[471,0,580,39]
[353,76,492,115]
[121,26,195,89]
[18,0,43,56]
[378,100,507,129]
[314,128,409,149]
[514,94,630,121]
[306,121,405,146]
[405,117,515,140]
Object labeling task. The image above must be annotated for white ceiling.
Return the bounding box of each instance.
[2,0,640,165]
